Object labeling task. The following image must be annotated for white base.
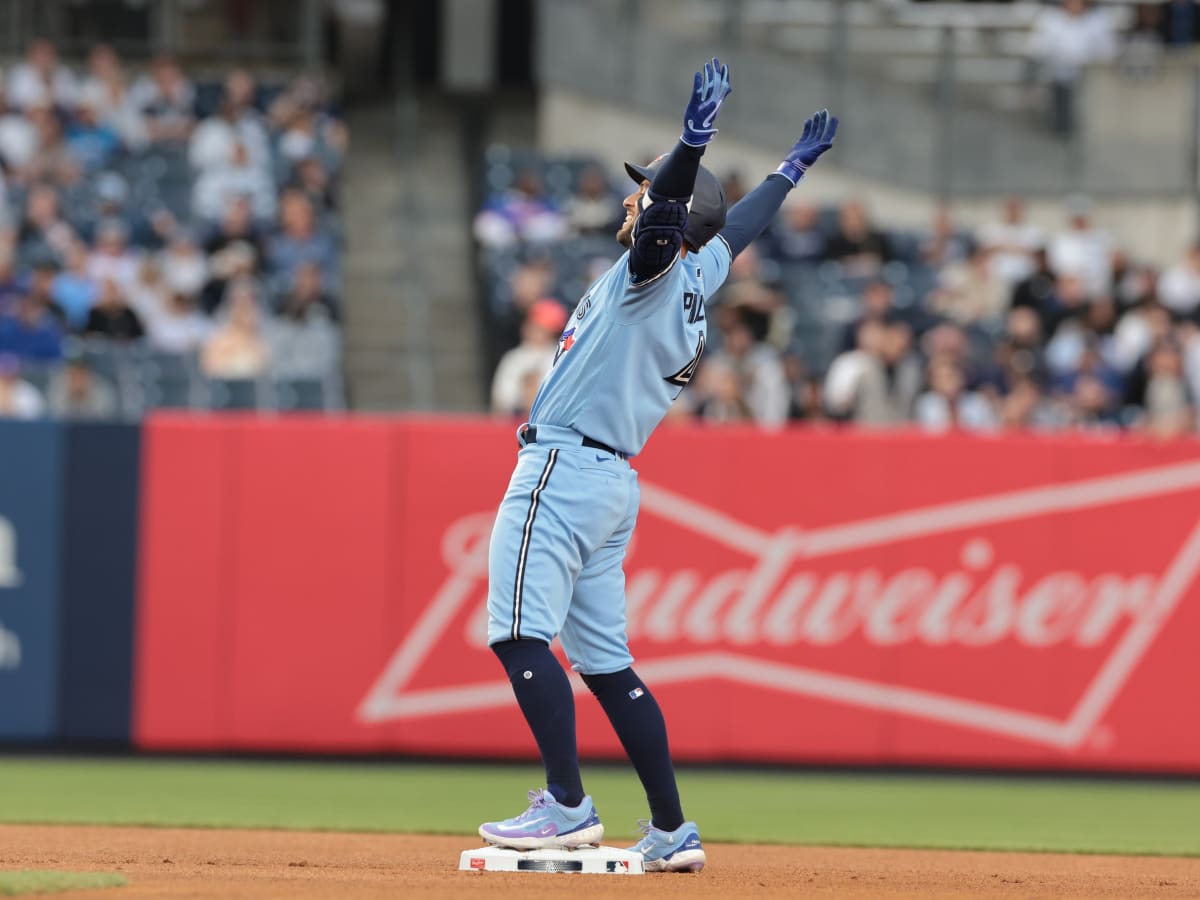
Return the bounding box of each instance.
[459,844,645,875]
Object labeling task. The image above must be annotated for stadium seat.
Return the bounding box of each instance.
[208,378,266,411]
[273,377,331,411]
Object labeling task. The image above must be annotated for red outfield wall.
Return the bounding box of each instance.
[134,414,1200,771]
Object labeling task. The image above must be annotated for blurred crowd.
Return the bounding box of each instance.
[478,156,1200,440]
[0,39,346,420]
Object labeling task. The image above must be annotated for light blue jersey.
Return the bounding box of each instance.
[528,236,733,457]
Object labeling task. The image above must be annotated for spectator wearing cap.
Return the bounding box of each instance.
[0,353,45,419]
[5,39,78,111]
[491,298,567,416]
[84,279,145,342]
[47,353,118,420]
[51,239,99,331]
[127,54,195,147]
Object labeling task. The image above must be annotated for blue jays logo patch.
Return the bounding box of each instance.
[554,326,576,365]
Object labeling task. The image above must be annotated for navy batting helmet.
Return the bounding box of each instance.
[624,157,727,251]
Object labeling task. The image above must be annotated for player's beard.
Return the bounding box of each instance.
[616,215,636,248]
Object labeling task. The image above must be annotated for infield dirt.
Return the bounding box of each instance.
[1,824,1198,899]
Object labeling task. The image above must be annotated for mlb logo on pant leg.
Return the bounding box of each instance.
[628,688,644,700]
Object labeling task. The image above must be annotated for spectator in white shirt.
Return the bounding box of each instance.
[1027,0,1118,135]
[127,54,195,147]
[0,91,38,178]
[491,299,567,416]
[5,39,78,111]
[1047,197,1112,297]
[1157,243,1200,317]
[189,69,270,175]
[0,353,45,419]
[978,197,1043,285]
[192,141,277,222]
[78,44,147,150]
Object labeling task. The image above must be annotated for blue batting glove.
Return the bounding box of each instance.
[681,57,732,147]
[776,109,839,186]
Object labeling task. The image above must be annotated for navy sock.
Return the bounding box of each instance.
[492,639,585,808]
[581,668,684,832]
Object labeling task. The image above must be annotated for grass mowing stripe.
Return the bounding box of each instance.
[0,757,1197,857]
[0,871,127,896]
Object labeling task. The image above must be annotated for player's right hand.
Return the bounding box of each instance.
[680,57,732,148]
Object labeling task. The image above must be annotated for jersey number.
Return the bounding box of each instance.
[683,291,706,324]
[665,332,706,389]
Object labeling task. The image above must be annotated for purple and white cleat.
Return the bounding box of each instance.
[478,789,604,850]
[628,819,706,872]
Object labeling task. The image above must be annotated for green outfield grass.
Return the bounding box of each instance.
[0,871,126,896]
[0,757,1197,857]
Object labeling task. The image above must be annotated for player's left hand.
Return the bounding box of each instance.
[776,108,839,186]
[681,57,732,148]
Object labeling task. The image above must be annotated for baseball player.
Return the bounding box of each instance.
[479,58,838,872]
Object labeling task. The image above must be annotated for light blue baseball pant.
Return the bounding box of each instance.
[486,424,639,675]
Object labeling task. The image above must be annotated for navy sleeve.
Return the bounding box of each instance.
[648,141,705,202]
[720,173,793,259]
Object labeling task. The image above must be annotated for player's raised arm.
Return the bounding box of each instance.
[628,58,732,284]
[717,108,839,260]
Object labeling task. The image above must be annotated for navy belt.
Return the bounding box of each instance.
[521,426,627,460]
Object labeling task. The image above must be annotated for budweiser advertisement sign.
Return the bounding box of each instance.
[135,417,1200,771]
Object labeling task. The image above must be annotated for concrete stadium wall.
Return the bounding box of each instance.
[538,87,1198,268]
